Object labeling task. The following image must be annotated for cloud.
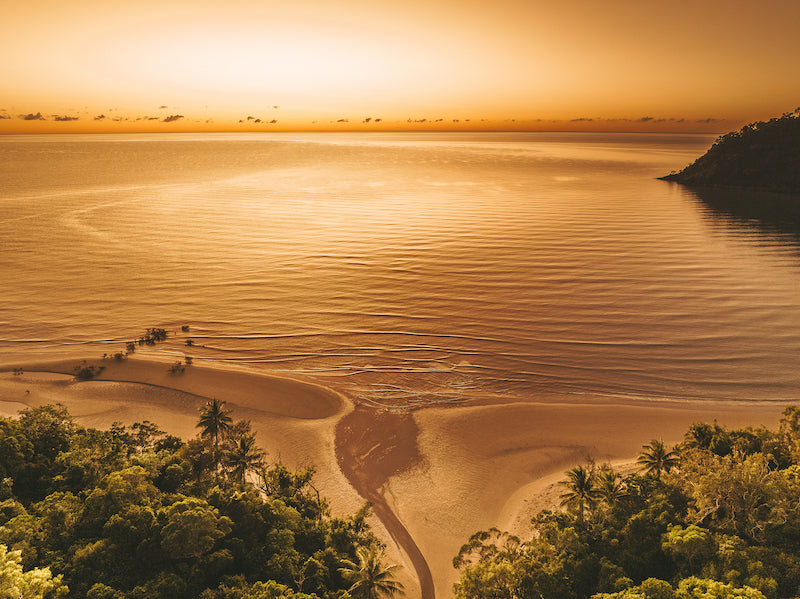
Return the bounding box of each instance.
[147,116,159,120]
[20,112,46,121]
[696,117,722,123]
[571,117,593,122]
[0,113,10,119]
[94,114,106,120]
[247,116,255,120]
[254,118,261,123]
[374,118,382,123]
[336,118,349,122]
[158,105,168,109]
[270,119,277,124]
[637,116,654,122]
[273,105,279,109]
[53,115,79,121]
[162,114,184,123]
[363,117,372,123]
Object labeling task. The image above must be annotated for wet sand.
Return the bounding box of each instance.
[0,356,790,599]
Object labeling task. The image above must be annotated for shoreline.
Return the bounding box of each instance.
[0,355,791,599]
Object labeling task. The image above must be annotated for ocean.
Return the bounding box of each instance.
[2,132,799,408]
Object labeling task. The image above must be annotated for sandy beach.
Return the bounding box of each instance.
[0,356,790,599]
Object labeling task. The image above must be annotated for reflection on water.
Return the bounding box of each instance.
[679,184,800,243]
[1,132,799,408]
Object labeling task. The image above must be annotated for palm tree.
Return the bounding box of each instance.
[596,467,627,507]
[225,434,265,483]
[197,399,233,471]
[339,545,405,599]
[559,465,600,522]
[637,439,679,480]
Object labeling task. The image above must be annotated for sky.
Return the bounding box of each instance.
[1,0,799,133]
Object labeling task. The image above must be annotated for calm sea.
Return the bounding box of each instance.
[2,132,799,408]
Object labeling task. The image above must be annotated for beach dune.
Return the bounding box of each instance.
[0,356,789,599]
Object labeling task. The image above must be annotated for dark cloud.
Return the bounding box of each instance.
[20,112,46,121]
[94,114,106,120]
[254,118,261,123]
[337,118,349,123]
[247,116,255,120]
[637,116,654,122]
[147,116,159,120]
[53,115,79,121]
[159,105,168,109]
[374,118,381,122]
[363,117,372,123]
[269,119,277,124]
[696,117,722,123]
[571,117,593,122]
[162,114,184,123]
[0,113,10,120]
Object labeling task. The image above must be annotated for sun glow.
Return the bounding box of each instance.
[1,0,799,133]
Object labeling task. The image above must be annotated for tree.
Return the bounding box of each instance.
[0,544,68,599]
[339,545,405,599]
[224,435,265,484]
[596,467,627,508]
[662,525,715,575]
[637,440,678,480]
[159,497,232,560]
[559,465,600,522]
[197,399,233,471]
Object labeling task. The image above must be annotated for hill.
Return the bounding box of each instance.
[661,109,800,192]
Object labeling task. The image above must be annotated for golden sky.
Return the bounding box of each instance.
[2,0,798,133]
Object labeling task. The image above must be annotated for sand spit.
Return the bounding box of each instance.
[0,356,791,599]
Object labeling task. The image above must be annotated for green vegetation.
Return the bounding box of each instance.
[661,109,800,192]
[73,363,105,381]
[0,403,401,599]
[137,328,169,346]
[453,407,800,599]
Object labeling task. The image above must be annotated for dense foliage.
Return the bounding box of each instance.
[660,109,800,192]
[453,407,800,599]
[0,403,399,599]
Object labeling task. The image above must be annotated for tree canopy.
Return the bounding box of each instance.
[454,407,800,599]
[0,403,400,599]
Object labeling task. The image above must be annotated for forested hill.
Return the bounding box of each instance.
[661,110,800,192]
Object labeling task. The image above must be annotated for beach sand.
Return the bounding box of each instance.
[0,356,790,599]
